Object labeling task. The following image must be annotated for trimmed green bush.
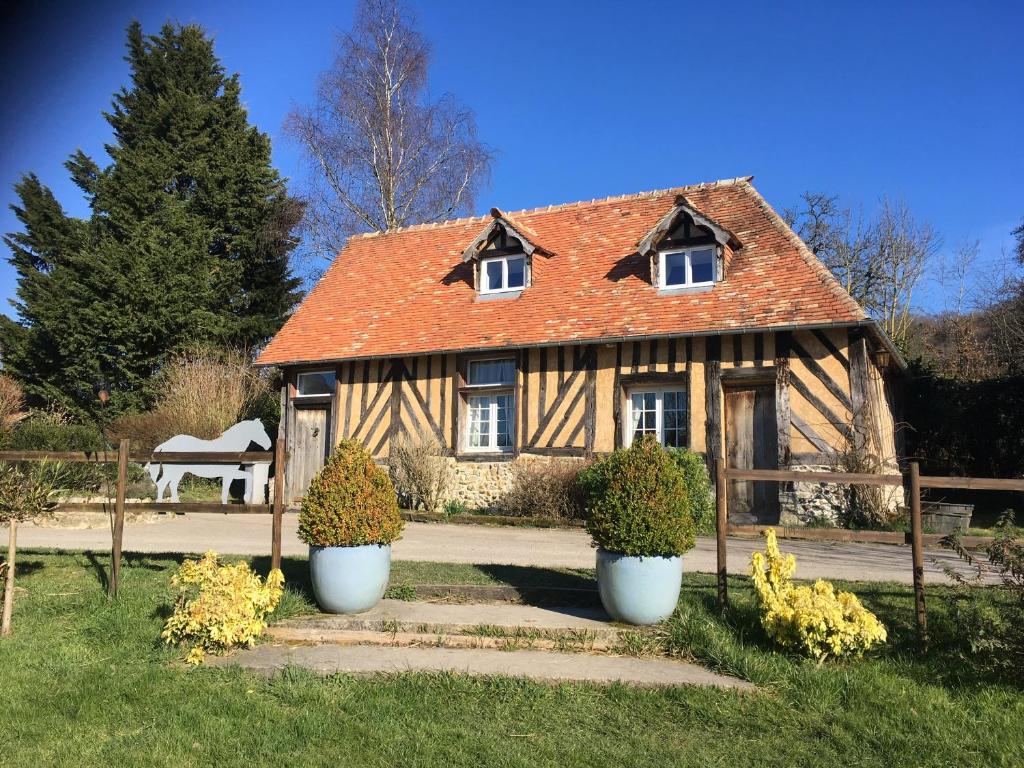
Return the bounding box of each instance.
[1,421,108,493]
[666,448,714,536]
[1,422,104,452]
[579,436,695,557]
[298,439,404,547]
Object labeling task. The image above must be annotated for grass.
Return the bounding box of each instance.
[1,550,1022,767]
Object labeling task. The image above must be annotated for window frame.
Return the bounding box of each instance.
[465,392,515,453]
[658,245,717,289]
[294,370,336,398]
[624,384,689,449]
[461,356,516,453]
[479,254,527,294]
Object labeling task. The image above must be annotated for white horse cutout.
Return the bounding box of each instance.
[147,419,273,504]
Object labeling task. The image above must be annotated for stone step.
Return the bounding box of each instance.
[276,599,634,641]
[207,643,755,690]
[266,626,616,652]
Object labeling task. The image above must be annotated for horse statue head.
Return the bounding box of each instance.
[222,418,273,451]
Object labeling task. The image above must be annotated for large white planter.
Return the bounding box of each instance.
[309,544,391,614]
[596,548,683,625]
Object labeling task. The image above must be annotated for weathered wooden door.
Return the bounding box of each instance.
[287,407,330,503]
[724,384,779,522]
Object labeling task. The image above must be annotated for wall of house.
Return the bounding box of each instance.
[283,327,899,515]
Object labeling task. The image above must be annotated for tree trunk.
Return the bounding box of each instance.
[1,520,16,636]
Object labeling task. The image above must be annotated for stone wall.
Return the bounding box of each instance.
[447,454,588,511]
[778,463,849,526]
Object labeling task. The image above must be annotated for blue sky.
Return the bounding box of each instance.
[1,0,1021,319]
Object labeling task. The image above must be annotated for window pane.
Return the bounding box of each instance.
[664,252,687,286]
[485,259,503,291]
[297,371,335,396]
[690,249,714,283]
[506,257,525,289]
[468,395,489,448]
[496,394,512,447]
[469,359,515,386]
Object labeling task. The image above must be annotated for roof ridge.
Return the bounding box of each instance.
[350,176,754,240]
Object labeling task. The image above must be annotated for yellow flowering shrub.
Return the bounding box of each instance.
[750,529,887,661]
[161,551,284,664]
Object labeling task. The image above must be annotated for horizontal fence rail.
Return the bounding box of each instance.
[0,450,273,463]
[0,440,287,597]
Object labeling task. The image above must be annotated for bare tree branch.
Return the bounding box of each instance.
[285,0,493,261]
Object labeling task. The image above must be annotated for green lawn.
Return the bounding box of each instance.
[1,550,1021,767]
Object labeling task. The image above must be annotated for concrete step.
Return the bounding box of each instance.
[266,626,616,652]
[207,643,755,690]
[275,599,633,641]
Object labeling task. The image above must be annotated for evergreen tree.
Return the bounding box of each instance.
[1,22,301,418]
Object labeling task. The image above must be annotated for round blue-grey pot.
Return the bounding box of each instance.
[596,548,683,625]
[309,544,392,614]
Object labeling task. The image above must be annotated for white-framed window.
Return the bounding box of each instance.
[480,254,526,294]
[626,386,688,448]
[296,370,335,397]
[658,246,716,289]
[464,357,515,452]
[467,393,514,451]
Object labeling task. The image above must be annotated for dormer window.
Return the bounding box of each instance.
[481,254,526,294]
[462,208,555,298]
[659,246,716,289]
[637,197,741,290]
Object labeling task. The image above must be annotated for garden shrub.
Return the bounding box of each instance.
[751,529,887,660]
[942,512,1024,680]
[155,348,270,439]
[0,374,25,434]
[1,419,108,493]
[497,458,589,519]
[161,551,284,664]
[299,439,404,547]
[579,436,695,556]
[388,429,453,514]
[665,448,714,535]
[105,410,182,451]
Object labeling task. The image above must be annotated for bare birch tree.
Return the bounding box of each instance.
[287,0,493,260]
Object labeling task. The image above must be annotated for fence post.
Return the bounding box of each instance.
[271,438,285,572]
[109,438,129,598]
[715,461,728,610]
[908,461,928,649]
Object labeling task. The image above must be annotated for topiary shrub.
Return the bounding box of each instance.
[666,448,714,535]
[579,436,695,556]
[751,529,887,660]
[298,439,404,547]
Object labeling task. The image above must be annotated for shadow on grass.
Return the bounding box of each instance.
[475,564,596,592]
[7,559,47,579]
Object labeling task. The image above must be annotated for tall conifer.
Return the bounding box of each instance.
[1,22,301,417]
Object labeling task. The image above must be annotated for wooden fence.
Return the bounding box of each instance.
[714,462,1024,647]
[0,439,287,597]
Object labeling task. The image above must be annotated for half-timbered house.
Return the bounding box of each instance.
[257,177,903,523]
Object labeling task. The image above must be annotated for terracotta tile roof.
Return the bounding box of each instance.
[258,177,868,366]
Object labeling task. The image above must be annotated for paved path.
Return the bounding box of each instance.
[207,644,754,690]
[16,513,977,584]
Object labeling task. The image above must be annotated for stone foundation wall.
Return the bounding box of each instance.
[778,463,849,526]
[447,454,588,510]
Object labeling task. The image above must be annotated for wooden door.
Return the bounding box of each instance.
[287,407,330,503]
[724,384,779,522]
